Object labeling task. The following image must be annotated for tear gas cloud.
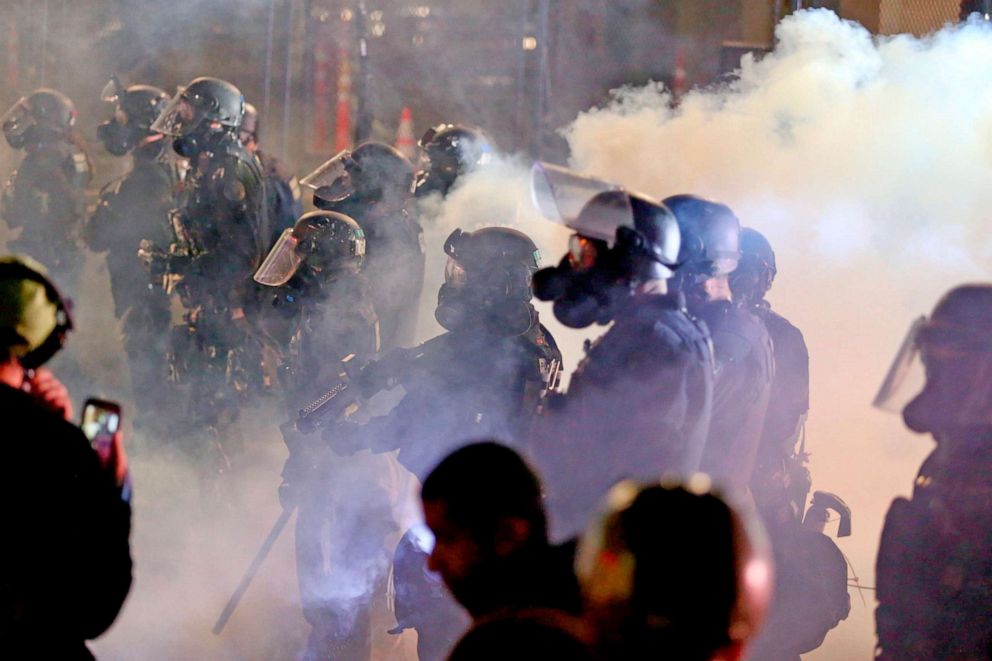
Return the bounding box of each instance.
[426,9,992,658]
[6,6,992,661]
[558,10,992,658]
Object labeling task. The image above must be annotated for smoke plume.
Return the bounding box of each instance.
[558,10,992,658]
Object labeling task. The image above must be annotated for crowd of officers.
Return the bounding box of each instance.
[0,74,989,661]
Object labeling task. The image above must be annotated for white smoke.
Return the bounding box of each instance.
[405,9,992,659]
[565,10,992,277]
[28,8,992,660]
[557,10,992,659]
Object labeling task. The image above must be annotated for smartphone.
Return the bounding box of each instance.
[81,398,122,452]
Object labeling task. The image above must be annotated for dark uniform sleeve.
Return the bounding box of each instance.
[3,146,88,237]
[193,156,268,310]
[84,179,125,253]
[699,307,775,492]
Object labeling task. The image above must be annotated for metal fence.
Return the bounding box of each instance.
[878,0,963,35]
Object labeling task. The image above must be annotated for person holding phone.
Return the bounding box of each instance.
[0,255,132,660]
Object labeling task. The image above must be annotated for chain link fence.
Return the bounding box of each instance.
[878,0,962,35]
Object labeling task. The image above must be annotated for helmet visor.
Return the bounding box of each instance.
[873,316,927,412]
[571,190,641,245]
[300,150,356,203]
[530,162,619,226]
[101,76,124,104]
[1,97,31,137]
[253,228,303,287]
[150,88,201,137]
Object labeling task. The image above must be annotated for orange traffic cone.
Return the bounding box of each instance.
[395,106,416,159]
[334,49,353,152]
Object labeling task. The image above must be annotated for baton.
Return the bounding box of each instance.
[212,505,295,635]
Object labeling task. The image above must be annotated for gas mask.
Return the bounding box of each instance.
[97,118,136,157]
[529,163,680,328]
[2,102,41,150]
[533,236,624,329]
[434,229,537,335]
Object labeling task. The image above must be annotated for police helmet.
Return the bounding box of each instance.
[2,89,77,149]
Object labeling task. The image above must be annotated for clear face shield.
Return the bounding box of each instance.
[874,315,992,429]
[300,150,356,204]
[873,316,928,413]
[1,97,32,137]
[530,161,620,229]
[101,76,124,105]
[150,87,201,137]
[531,163,664,252]
[253,228,303,287]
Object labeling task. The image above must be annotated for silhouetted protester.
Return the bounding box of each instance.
[874,284,992,660]
[1,89,92,296]
[576,478,773,661]
[420,442,594,661]
[527,173,713,540]
[0,256,132,660]
[665,195,774,495]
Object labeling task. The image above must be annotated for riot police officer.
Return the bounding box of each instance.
[730,228,849,661]
[239,102,303,245]
[303,142,424,349]
[84,78,180,433]
[414,124,491,199]
[253,210,379,405]
[255,211,386,661]
[731,228,810,522]
[286,225,561,660]
[874,284,992,660]
[664,195,774,495]
[527,165,714,540]
[1,89,92,295]
[149,76,271,439]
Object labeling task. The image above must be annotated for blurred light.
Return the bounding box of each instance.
[372,22,386,37]
[414,6,431,17]
[370,10,384,21]
[412,34,425,46]
[341,8,354,21]
[522,36,538,51]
